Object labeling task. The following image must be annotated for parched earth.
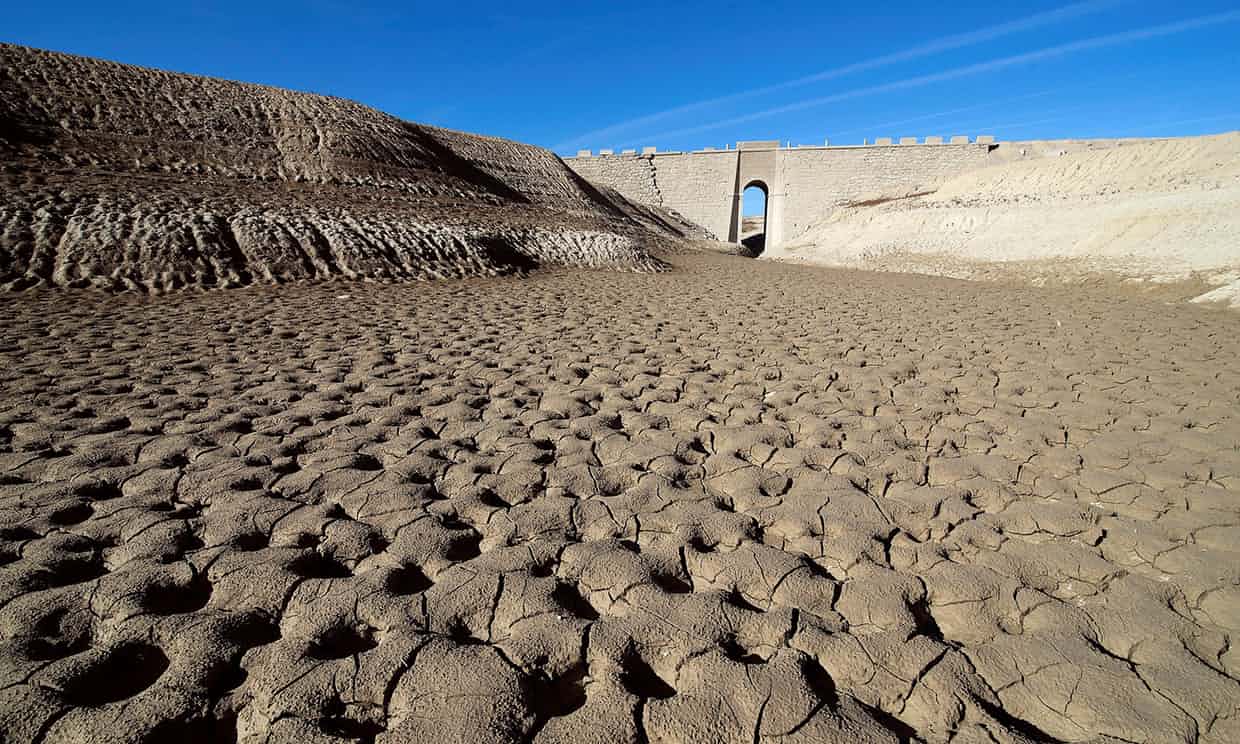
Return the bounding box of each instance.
[0,253,1237,743]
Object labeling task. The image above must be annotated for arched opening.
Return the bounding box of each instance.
[740,181,768,254]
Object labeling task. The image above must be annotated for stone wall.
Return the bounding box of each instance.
[566,155,660,206]
[566,142,995,245]
[642,152,739,241]
[777,145,991,238]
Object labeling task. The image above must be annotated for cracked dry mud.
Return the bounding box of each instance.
[1,253,1238,744]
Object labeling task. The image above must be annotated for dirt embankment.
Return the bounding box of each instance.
[0,44,704,291]
[771,132,1240,307]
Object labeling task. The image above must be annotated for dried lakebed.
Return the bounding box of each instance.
[1,253,1237,743]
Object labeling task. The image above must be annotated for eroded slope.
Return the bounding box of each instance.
[0,43,695,290]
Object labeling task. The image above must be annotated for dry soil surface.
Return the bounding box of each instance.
[1,253,1238,744]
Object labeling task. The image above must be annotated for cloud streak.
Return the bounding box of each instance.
[1134,112,1240,131]
[808,68,1146,142]
[634,10,1240,145]
[824,90,1059,139]
[554,0,1126,150]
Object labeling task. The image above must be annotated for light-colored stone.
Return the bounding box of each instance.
[567,140,991,248]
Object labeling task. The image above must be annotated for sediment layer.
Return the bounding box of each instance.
[0,44,697,290]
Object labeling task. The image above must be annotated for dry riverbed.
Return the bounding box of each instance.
[1,253,1237,743]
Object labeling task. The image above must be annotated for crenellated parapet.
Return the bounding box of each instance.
[568,135,998,159]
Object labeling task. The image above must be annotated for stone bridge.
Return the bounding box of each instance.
[566,138,998,249]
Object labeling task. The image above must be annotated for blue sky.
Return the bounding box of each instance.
[5,1,1238,155]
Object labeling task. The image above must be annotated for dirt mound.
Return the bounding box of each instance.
[0,44,700,291]
[772,132,1240,307]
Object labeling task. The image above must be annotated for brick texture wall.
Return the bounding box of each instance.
[777,145,991,238]
[566,144,992,243]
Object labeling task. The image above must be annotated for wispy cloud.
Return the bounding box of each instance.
[823,90,1059,140]
[554,0,1125,150]
[633,10,1240,145]
[973,115,1075,132]
[822,68,1147,142]
[966,104,1103,135]
[1133,112,1240,131]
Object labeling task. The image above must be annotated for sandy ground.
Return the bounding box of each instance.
[772,133,1240,308]
[1,252,1238,743]
[741,216,764,238]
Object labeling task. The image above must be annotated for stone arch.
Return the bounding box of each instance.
[728,142,782,248]
[743,178,770,199]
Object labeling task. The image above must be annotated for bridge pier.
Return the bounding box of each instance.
[729,185,785,250]
[727,141,783,249]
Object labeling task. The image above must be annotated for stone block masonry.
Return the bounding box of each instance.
[567,140,994,247]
